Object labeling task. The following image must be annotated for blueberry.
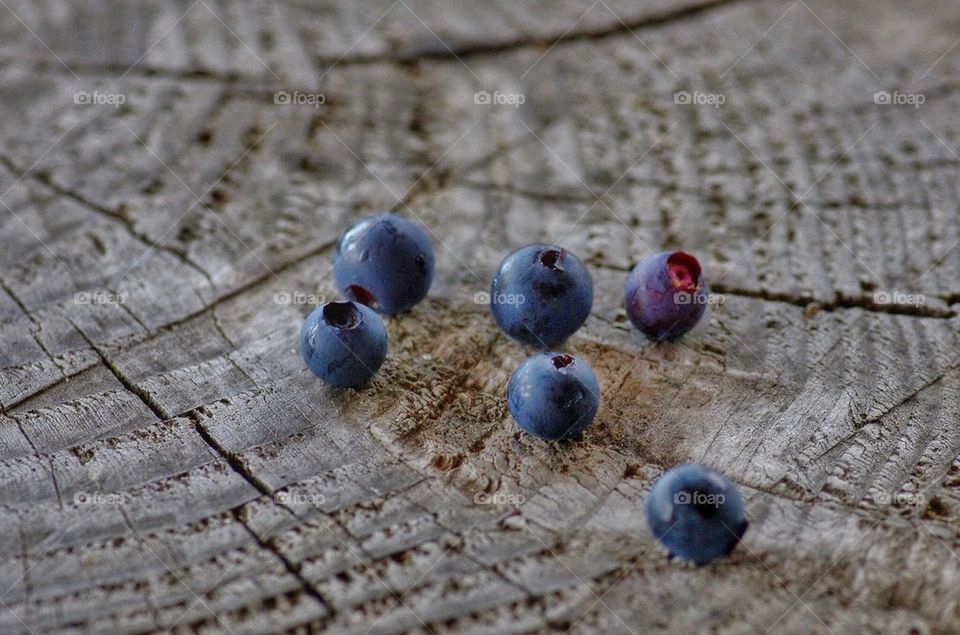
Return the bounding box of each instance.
[490,244,593,348]
[507,352,600,441]
[645,464,748,564]
[333,214,435,314]
[300,301,387,387]
[624,251,707,341]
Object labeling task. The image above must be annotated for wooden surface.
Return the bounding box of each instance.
[2,0,960,632]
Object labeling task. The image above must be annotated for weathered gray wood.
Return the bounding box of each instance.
[2,0,960,632]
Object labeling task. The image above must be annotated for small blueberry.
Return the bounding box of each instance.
[645,464,748,564]
[300,300,387,387]
[507,352,600,440]
[490,244,593,348]
[333,214,435,314]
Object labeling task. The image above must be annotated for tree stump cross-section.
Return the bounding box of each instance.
[2,0,960,633]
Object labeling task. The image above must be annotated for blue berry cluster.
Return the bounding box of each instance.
[489,243,599,440]
[300,213,435,387]
[491,245,709,441]
[298,218,745,563]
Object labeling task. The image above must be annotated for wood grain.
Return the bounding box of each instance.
[2,0,960,632]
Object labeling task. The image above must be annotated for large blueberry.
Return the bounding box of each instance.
[507,352,600,441]
[490,244,593,348]
[624,251,707,341]
[333,214,435,314]
[645,464,748,564]
[300,301,387,387]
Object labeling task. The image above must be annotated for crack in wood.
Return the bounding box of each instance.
[0,279,70,388]
[588,261,956,318]
[709,283,957,319]
[67,320,170,421]
[322,0,752,66]
[0,152,216,294]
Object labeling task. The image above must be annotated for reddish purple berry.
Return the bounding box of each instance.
[624,251,707,341]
